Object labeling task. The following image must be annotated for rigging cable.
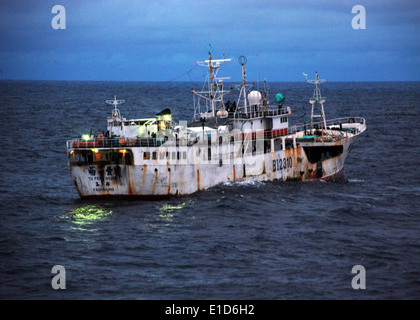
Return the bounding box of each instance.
[169,64,198,82]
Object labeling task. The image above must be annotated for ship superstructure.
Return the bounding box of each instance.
[66,49,366,199]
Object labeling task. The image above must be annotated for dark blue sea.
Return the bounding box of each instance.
[0,80,419,300]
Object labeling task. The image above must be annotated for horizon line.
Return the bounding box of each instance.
[1,79,419,83]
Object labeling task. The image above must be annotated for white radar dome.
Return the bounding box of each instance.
[247,90,262,106]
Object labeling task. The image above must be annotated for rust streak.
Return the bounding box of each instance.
[142,164,147,186]
[74,178,83,197]
[285,147,300,181]
[127,166,134,195]
[167,164,171,195]
[233,165,236,181]
[151,169,158,195]
[197,169,200,190]
[167,175,171,194]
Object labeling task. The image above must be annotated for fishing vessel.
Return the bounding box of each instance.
[66,49,366,199]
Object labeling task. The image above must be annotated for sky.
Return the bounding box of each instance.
[0,0,419,81]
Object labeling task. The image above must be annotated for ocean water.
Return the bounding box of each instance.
[0,80,419,299]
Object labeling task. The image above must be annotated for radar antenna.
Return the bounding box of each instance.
[304,71,326,102]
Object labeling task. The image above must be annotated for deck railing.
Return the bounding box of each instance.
[66,135,206,151]
[289,117,366,134]
[66,137,167,151]
[67,117,366,151]
[233,106,292,120]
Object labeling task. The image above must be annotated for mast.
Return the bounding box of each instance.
[106,95,125,136]
[106,95,125,119]
[233,55,255,116]
[208,50,214,115]
[192,44,231,120]
[303,72,327,133]
[237,55,248,114]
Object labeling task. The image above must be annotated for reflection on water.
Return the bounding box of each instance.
[61,204,112,230]
[157,202,188,221]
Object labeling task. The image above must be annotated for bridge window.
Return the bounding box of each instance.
[274,138,282,151]
[285,138,293,150]
[70,149,133,165]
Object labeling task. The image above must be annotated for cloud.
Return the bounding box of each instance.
[0,0,419,81]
